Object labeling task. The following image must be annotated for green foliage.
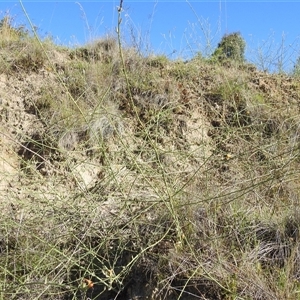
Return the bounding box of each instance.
[146,55,168,68]
[212,32,246,62]
[292,56,300,77]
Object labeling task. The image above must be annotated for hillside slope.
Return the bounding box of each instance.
[1,33,300,299]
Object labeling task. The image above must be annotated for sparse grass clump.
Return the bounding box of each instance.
[0,16,53,74]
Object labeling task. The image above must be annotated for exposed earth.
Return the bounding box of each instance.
[1,33,300,299]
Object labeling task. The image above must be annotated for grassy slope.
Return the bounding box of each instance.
[1,21,300,300]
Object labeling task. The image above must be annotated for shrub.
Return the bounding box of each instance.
[292,56,300,77]
[212,32,246,62]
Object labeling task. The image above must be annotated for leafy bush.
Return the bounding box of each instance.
[212,32,246,62]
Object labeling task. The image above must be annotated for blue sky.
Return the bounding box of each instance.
[1,1,300,72]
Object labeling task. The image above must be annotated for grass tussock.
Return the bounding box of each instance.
[1,10,300,300]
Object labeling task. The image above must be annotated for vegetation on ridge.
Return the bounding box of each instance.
[212,32,246,63]
[1,11,300,300]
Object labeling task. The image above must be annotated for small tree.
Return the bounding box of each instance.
[212,32,246,62]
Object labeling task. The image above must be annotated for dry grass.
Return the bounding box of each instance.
[1,10,300,300]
